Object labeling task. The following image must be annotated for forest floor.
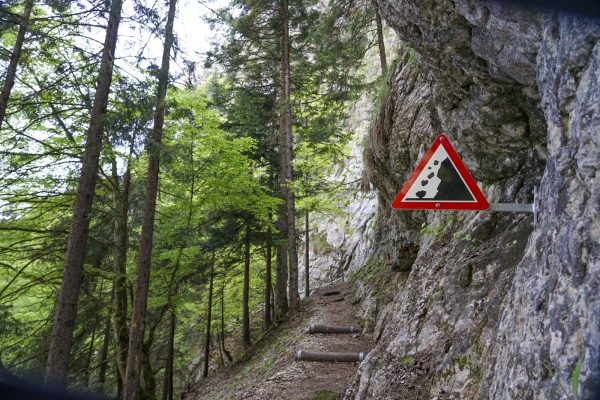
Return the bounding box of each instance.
[187,281,375,400]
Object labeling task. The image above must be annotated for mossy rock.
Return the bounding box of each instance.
[305,390,339,400]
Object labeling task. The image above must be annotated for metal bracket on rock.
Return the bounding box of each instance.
[487,186,538,228]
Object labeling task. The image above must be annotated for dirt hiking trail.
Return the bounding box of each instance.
[188,281,375,400]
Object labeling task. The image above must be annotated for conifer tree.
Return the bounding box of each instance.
[44,0,124,388]
[0,0,33,131]
[279,0,300,311]
[123,0,178,397]
[0,0,375,394]
[207,0,368,315]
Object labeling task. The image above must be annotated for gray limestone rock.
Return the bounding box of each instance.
[345,1,600,399]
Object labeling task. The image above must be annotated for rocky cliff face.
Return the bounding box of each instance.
[298,136,378,294]
[342,1,599,399]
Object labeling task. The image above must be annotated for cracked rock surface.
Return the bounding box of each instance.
[347,1,599,399]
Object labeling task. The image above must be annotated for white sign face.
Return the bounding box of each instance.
[404,146,445,200]
[403,146,475,202]
[392,134,490,211]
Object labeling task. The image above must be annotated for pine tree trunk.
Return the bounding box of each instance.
[242,226,251,347]
[84,324,96,388]
[161,130,193,399]
[140,306,167,400]
[275,29,289,322]
[123,0,177,397]
[220,284,232,362]
[280,0,299,313]
[271,280,276,323]
[0,0,33,131]
[304,212,309,297]
[97,314,111,394]
[217,331,224,366]
[202,255,215,378]
[274,237,288,321]
[117,365,123,398]
[112,156,131,387]
[44,0,123,388]
[161,301,175,400]
[141,342,156,399]
[264,239,272,330]
[373,1,387,75]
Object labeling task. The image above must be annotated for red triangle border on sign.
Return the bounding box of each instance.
[391,134,490,211]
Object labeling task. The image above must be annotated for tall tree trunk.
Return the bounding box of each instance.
[141,342,156,399]
[84,324,96,388]
[161,145,195,398]
[161,131,195,400]
[202,254,215,378]
[373,1,387,75]
[97,279,114,391]
[220,283,232,362]
[304,212,309,298]
[264,239,272,330]
[97,313,111,394]
[112,152,132,388]
[270,279,276,324]
[161,296,175,400]
[44,0,123,388]
[0,0,33,131]
[279,0,299,313]
[123,0,177,397]
[274,239,288,321]
[117,364,123,398]
[275,28,289,322]
[217,331,224,366]
[242,226,251,347]
[162,314,175,395]
[140,306,167,400]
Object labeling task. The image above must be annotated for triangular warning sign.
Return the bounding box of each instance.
[391,134,490,211]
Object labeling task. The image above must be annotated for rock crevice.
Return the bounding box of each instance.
[345,1,600,399]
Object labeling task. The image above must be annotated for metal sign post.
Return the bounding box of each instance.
[392,134,539,228]
[487,186,537,227]
[392,225,397,262]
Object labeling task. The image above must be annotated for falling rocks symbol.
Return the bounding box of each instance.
[408,158,473,201]
[392,134,489,211]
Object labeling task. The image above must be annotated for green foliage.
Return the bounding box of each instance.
[165,88,279,219]
[542,360,579,400]
[0,0,376,395]
[307,390,339,400]
[206,0,369,204]
[421,224,444,239]
[421,215,454,240]
[310,231,334,255]
[457,356,471,370]
[572,359,581,397]
[0,18,157,384]
[453,231,479,249]
[366,56,398,116]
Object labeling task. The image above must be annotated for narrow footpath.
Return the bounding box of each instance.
[190,281,375,400]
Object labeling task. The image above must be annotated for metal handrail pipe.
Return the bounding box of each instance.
[309,324,362,334]
[296,350,365,362]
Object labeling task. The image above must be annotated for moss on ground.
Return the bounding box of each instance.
[304,390,339,400]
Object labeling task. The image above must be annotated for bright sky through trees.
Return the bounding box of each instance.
[176,0,228,55]
[112,0,228,82]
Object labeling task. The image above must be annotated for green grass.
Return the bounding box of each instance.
[305,390,339,400]
[572,359,581,397]
[421,215,455,240]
